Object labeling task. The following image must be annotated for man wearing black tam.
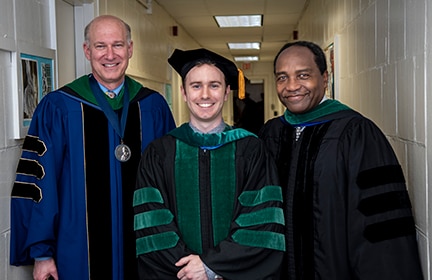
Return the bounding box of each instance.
[133,48,285,279]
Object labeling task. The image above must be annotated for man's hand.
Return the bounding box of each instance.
[33,258,58,280]
[175,254,208,280]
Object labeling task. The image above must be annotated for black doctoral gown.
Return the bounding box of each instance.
[259,101,423,280]
[134,123,285,280]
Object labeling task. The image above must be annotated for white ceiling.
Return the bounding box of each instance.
[155,0,307,63]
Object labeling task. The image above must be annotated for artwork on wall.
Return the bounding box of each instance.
[20,53,54,126]
[8,49,55,139]
[324,43,334,99]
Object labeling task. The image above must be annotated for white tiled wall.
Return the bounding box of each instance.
[297,0,430,278]
[0,45,26,280]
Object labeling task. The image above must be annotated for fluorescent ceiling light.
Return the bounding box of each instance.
[228,42,260,50]
[234,56,259,62]
[215,15,262,28]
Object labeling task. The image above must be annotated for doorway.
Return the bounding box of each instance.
[234,80,264,134]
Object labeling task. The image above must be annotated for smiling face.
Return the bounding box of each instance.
[274,46,328,114]
[83,16,133,90]
[181,63,230,132]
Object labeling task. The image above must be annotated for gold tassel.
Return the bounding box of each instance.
[238,68,245,99]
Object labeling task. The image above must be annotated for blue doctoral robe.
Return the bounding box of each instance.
[10,75,176,280]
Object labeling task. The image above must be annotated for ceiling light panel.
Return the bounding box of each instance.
[215,15,262,28]
[234,56,259,61]
[228,42,261,50]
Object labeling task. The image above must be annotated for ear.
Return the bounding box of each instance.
[128,41,134,58]
[181,85,187,102]
[322,70,329,90]
[224,85,231,101]
[83,43,91,61]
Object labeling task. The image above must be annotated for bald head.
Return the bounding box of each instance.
[84,15,131,46]
[82,14,133,89]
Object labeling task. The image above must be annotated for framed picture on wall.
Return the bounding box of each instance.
[8,47,56,139]
[20,53,54,126]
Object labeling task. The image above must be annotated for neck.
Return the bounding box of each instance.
[189,119,225,134]
[92,75,125,91]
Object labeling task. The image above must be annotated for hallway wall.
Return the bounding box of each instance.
[295,0,430,278]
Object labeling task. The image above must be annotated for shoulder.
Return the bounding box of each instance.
[334,111,384,137]
[262,116,286,130]
[329,112,395,156]
[36,89,84,111]
[146,134,176,152]
[135,88,169,107]
[143,134,176,161]
[259,116,288,139]
[234,134,268,158]
[236,133,261,145]
[264,116,286,126]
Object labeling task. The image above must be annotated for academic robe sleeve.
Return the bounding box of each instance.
[340,118,423,279]
[10,93,75,264]
[134,137,193,279]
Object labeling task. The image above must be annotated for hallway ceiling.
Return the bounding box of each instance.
[155,0,307,63]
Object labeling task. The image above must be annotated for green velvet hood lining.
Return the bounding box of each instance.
[284,99,351,126]
[168,123,255,148]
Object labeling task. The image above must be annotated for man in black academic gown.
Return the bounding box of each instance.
[134,48,285,280]
[259,40,423,280]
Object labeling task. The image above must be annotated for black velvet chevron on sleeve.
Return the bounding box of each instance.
[363,216,416,243]
[358,190,412,216]
[356,165,405,189]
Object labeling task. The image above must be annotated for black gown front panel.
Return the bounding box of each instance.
[83,104,113,279]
